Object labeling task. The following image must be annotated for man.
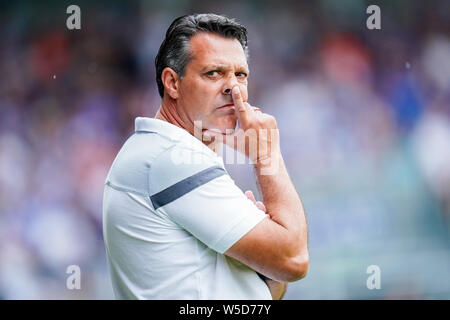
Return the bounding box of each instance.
[103,13,309,300]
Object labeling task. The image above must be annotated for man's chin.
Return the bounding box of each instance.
[203,127,235,135]
[212,119,237,134]
[195,118,237,139]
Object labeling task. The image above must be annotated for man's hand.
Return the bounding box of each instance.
[245,190,266,213]
[245,190,287,300]
[263,279,287,300]
[202,85,280,168]
[231,86,280,166]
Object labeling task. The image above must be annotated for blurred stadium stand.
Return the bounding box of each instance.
[0,0,448,299]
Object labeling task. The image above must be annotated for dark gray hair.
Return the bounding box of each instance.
[155,13,249,98]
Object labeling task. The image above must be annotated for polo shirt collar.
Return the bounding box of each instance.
[134,117,224,165]
[135,117,190,136]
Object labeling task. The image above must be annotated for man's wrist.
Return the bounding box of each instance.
[254,151,282,175]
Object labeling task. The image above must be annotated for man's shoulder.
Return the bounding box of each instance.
[148,134,225,195]
[132,118,220,170]
[105,118,224,196]
[132,117,216,159]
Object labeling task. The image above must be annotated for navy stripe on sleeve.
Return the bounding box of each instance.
[150,165,227,210]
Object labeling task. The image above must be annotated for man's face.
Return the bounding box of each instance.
[177,32,249,133]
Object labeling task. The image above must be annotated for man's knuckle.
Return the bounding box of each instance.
[266,115,277,127]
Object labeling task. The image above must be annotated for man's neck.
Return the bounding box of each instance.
[155,99,191,133]
[154,99,219,152]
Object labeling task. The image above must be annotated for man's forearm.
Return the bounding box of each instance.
[255,152,308,254]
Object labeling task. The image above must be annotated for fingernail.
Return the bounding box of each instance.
[232,86,240,95]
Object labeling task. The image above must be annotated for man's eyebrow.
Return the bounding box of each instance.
[200,64,249,73]
[200,64,226,72]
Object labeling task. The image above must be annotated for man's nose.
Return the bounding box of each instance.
[222,76,239,95]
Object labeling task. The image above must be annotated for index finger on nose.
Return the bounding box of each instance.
[232,86,250,126]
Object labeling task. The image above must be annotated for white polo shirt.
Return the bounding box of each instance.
[102,117,271,300]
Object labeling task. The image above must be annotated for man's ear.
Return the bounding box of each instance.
[161,67,180,99]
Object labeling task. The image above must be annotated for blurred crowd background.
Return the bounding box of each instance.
[0,0,449,299]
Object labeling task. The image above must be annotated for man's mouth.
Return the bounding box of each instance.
[217,104,235,109]
[202,128,228,136]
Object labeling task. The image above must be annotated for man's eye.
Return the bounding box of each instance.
[236,72,248,78]
[206,71,219,76]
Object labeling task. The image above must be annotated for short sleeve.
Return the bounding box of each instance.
[149,144,268,254]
